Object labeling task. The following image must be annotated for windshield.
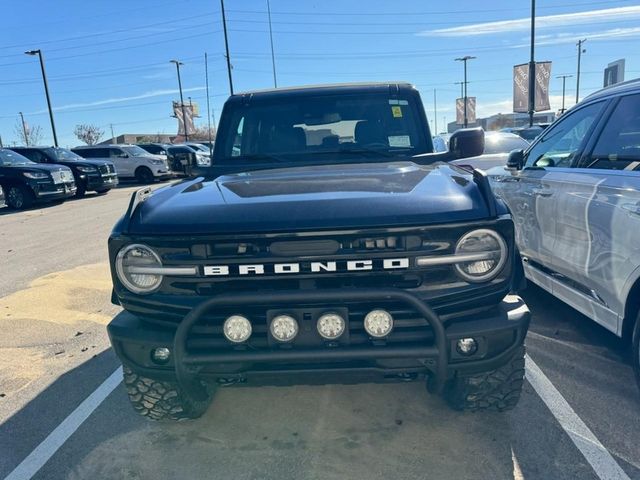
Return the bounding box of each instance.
[49,147,85,161]
[122,145,153,157]
[483,134,529,154]
[216,92,428,163]
[0,149,34,166]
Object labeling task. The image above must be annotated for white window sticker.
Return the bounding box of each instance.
[388,135,412,147]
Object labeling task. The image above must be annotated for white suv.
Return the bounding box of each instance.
[72,144,173,183]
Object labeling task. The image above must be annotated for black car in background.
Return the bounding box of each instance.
[0,148,76,209]
[10,146,118,197]
[137,143,171,158]
[0,185,5,208]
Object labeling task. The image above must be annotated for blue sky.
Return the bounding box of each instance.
[1,0,638,146]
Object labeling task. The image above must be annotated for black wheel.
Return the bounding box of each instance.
[95,188,110,195]
[75,184,86,198]
[632,311,640,390]
[442,345,526,412]
[123,366,214,421]
[6,184,34,210]
[135,167,155,184]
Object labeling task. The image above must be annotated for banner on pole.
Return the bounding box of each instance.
[513,62,552,113]
[455,97,476,125]
[173,102,196,136]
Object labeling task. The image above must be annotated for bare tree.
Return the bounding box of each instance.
[14,120,43,146]
[74,124,104,145]
[189,125,216,141]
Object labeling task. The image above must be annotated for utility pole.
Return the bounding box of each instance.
[528,0,536,127]
[205,52,214,156]
[110,124,115,143]
[433,89,438,134]
[576,39,587,104]
[267,0,277,88]
[556,74,573,114]
[170,59,189,142]
[19,112,29,145]
[221,0,234,95]
[24,49,58,146]
[0,135,3,148]
[454,56,476,128]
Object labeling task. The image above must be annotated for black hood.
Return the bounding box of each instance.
[127,162,492,235]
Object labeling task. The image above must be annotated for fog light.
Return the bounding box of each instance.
[364,309,393,338]
[456,338,478,356]
[317,312,346,340]
[270,314,298,342]
[223,315,252,343]
[151,347,171,364]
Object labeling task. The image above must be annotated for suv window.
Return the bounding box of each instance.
[585,94,640,171]
[109,148,126,158]
[75,148,106,158]
[525,101,604,168]
[14,149,46,163]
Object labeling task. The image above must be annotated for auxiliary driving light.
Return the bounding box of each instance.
[364,309,394,338]
[223,315,252,343]
[317,312,346,340]
[151,347,171,364]
[456,338,478,356]
[270,314,299,342]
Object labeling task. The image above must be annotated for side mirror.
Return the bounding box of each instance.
[448,127,484,160]
[506,149,524,170]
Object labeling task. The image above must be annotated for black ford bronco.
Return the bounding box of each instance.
[107,83,530,420]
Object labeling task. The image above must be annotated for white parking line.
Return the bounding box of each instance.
[525,356,631,480]
[3,360,631,480]
[3,367,122,480]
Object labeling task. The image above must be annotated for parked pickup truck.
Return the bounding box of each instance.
[488,78,640,387]
[107,82,530,421]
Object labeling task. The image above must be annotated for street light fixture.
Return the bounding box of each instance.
[24,49,58,147]
[170,59,189,142]
[556,74,573,114]
[454,56,476,128]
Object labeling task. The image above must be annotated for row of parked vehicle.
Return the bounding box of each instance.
[0,141,213,210]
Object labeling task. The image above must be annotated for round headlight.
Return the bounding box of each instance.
[364,309,393,338]
[317,312,346,340]
[270,314,298,342]
[223,315,252,343]
[115,244,163,294]
[454,229,507,282]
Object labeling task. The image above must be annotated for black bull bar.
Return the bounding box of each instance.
[174,288,448,401]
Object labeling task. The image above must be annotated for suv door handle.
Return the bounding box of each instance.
[532,188,553,197]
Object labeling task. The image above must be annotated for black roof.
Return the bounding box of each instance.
[584,77,640,103]
[231,82,417,101]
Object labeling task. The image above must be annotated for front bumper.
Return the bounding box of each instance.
[33,181,76,201]
[108,288,530,400]
[84,173,119,191]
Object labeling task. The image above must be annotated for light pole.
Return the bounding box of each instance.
[221,0,234,95]
[433,88,438,134]
[24,49,58,147]
[557,74,573,114]
[454,56,476,127]
[454,81,464,99]
[528,0,536,127]
[576,39,587,104]
[19,112,29,145]
[170,60,189,142]
[267,0,277,88]
[205,52,214,156]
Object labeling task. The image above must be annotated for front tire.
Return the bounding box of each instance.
[135,167,155,184]
[632,312,640,390]
[6,184,34,210]
[443,345,526,412]
[123,366,214,421]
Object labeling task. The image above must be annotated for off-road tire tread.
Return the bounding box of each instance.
[444,345,526,412]
[123,366,213,421]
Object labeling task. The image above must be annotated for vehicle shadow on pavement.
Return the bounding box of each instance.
[2,351,599,480]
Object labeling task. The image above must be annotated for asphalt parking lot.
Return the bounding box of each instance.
[0,184,639,480]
